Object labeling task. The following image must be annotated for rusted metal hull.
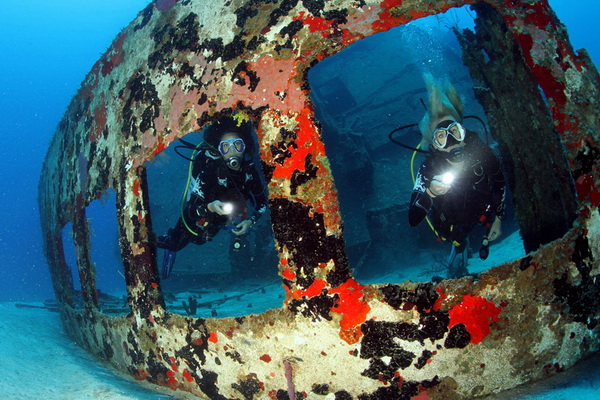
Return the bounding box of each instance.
[39,0,600,399]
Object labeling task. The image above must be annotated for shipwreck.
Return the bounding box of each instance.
[39,0,600,399]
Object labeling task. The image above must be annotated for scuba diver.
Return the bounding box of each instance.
[156,115,268,279]
[408,75,506,279]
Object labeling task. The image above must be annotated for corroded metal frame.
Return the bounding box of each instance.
[39,0,599,398]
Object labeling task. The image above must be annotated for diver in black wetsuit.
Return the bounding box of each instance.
[156,116,268,278]
[408,75,506,279]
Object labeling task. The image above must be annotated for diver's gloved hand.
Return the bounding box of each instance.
[207,200,232,215]
[233,220,253,235]
[487,216,502,242]
[428,174,452,197]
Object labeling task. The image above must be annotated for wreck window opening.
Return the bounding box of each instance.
[308,5,525,284]
[60,222,83,309]
[86,189,128,315]
[146,124,282,318]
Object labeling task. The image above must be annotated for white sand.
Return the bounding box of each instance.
[0,303,174,400]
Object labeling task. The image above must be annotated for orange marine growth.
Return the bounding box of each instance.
[330,278,371,344]
[448,295,503,344]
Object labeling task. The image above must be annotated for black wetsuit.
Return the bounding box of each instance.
[157,147,268,252]
[408,131,506,245]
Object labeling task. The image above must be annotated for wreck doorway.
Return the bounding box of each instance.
[309,5,527,283]
[146,124,282,318]
[60,222,82,309]
[85,190,128,314]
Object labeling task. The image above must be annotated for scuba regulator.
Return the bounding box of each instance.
[226,156,242,170]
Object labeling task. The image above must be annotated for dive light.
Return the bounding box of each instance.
[441,171,455,185]
[222,203,234,215]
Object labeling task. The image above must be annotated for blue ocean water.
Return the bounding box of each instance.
[0,0,153,302]
[0,0,598,398]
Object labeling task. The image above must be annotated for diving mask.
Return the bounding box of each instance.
[219,138,246,155]
[432,121,465,149]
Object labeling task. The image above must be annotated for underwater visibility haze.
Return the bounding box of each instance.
[0,0,153,303]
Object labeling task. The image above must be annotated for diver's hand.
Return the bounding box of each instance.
[428,174,451,197]
[487,216,502,242]
[207,200,231,215]
[233,220,253,235]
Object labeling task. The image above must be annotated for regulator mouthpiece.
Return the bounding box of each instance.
[226,156,241,169]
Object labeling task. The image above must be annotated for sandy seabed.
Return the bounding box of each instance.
[0,303,174,400]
